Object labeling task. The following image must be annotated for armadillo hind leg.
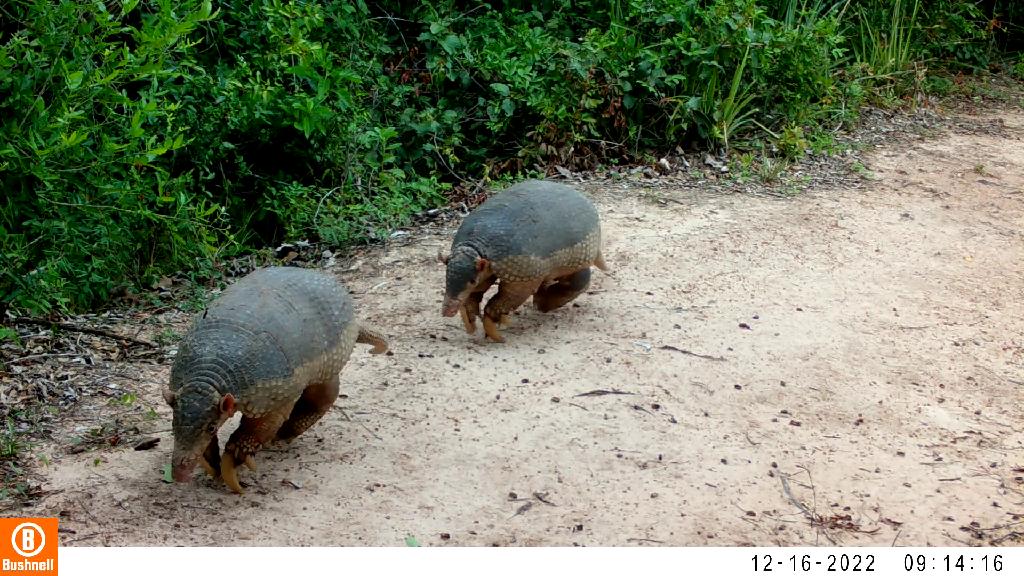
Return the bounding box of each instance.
[482,279,543,343]
[534,268,591,313]
[222,409,291,494]
[594,251,609,272]
[356,325,389,354]
[276,378,341,442]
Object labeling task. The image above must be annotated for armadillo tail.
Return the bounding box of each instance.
[357,325,389,354]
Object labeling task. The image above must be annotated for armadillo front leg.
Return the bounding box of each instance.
[534,268,591,312]
[461,275,496,334]
[221,407,292,494]
[482,279,542,342]
[276,378,340,442]
[199,434,221,479]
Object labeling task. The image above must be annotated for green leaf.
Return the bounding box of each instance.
[161,464,173,483]
[66,71,84,90]
[490,83,510,97]
[440,34,462,55]
[404,535,420,547]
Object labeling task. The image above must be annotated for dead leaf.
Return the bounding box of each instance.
[133,437,160,451]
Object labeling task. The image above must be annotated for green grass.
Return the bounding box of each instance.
[0,420,20,461]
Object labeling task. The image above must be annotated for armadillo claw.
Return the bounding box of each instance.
[200,458,219,479]
[244,455,257,471]
[459,306,476,334]
[482,316,505,343]
[220,452,245,494]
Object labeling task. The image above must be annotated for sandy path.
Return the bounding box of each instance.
[26,109,1024,546]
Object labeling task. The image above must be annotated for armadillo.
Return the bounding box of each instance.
[440,179,608,342]
[163,266,387,493]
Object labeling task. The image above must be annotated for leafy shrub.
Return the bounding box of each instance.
[0,1,227,313]
[0,1,444,313]
[0,0,1017,315]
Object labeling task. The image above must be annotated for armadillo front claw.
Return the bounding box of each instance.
[244,455,257,471]
[220,452,245,494]
[459,306,477,334]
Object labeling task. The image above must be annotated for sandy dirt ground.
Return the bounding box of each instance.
[19,107,1024,547]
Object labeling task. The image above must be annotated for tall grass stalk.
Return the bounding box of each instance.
[855,0,922,82]
[716,45,759,153]
[780,0,852,30]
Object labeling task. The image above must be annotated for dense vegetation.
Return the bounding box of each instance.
[1,0,1021,315]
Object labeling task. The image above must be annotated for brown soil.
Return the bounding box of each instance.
[17,107,1024,547]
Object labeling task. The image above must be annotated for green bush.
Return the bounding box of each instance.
[0,0,445,313]
[0,0,1016,315]
[1,0,226,313]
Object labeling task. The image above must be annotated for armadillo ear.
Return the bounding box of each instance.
[437,249,449,265]
[162,389,176,406]
[219,393,236,416]
[475,257,489,272]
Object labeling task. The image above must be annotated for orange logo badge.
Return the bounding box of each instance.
[0,518,58,574]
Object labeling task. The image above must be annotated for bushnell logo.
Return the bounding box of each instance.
[1,518,57,574]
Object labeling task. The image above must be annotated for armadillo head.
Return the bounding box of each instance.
[442,246,490,317]
[163,384,235,483]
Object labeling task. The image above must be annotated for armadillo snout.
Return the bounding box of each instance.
[171,455,198,483]
[441,297,461,317]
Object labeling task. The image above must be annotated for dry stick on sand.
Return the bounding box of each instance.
[659,345,727,361]
[337,407,382,441]
[780,471,837,545]
[574,389,634,397]
[627,537,666,544]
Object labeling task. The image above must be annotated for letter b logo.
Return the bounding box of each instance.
[12,522,45,557]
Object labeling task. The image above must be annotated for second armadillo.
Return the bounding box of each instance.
[440,179,608,342]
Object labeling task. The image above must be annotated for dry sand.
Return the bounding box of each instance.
[24,108,1024,547]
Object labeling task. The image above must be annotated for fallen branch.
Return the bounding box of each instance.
[575,389,634,398]
[64,532,112,545]
[533,492,557,506]
[780,472,837,545]
[6,352,86,365]
[11,318,157,348]
[337,407,382,441]
[780,474,815,519]
[659,345,726,361]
